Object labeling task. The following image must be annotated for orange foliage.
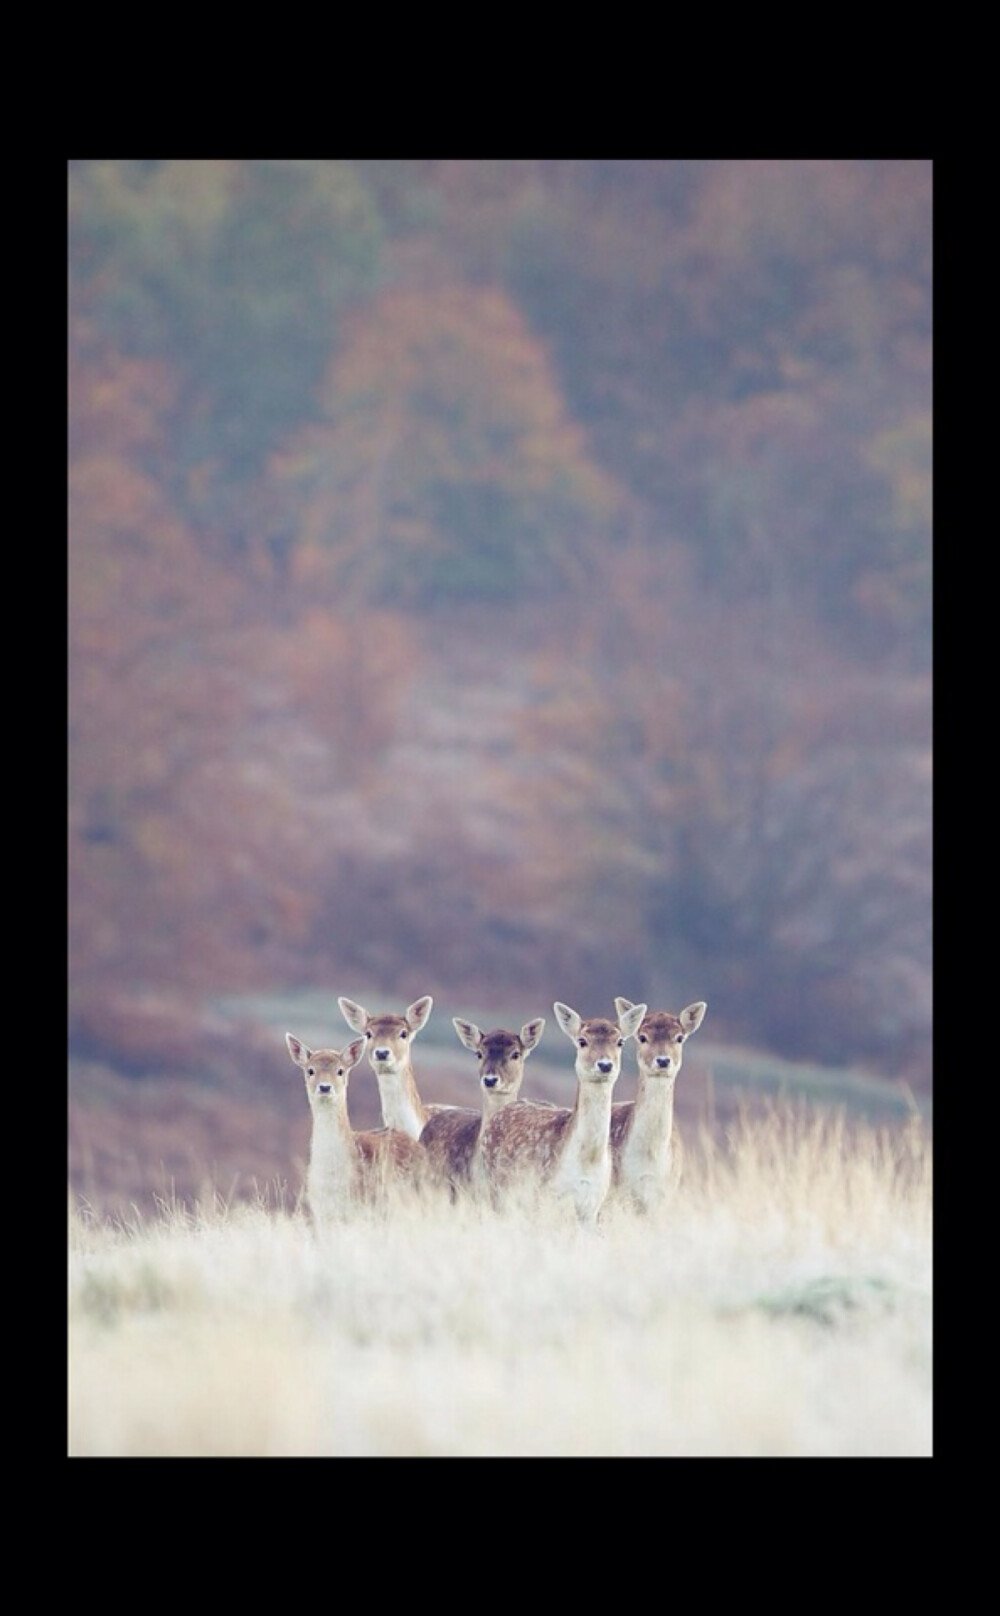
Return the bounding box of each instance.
[265,605,417,771]
[67,163,931,1093]
[270,283,622,603]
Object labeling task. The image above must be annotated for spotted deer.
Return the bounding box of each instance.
[418,1017,547,1192]
[285,1033,430,1221]
[337,995,460,1141]
[609,997,707,1212]
[480,1001,646,1224]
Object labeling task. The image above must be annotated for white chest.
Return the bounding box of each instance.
[549,1147,612,1222]
[615,1089,679,1211]
[376,1072,425,1140]
[619,1126,673,1180]
[307,1120,359,1214]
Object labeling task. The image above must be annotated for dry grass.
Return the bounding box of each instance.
[68,1103,932,1457]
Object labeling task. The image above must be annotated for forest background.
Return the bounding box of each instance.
[67,160,932,1214]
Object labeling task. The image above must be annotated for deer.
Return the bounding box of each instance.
[609,997,707,1213]
[285,1033,430,1221]
[337,994,463,1142]
[417,1016,547,1192]
[479,1000,647,1224]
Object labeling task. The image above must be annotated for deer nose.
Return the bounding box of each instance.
[483,1075,498,1088]
[656,1056,672,1069]
[597,1059,614,1074]
[317,1083,332,1095]
[374,1047,390,1060]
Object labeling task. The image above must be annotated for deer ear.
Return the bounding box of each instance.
[520,1017,545,1052]
[614,997,635,1019]
[553,1002,582,1039]
[286,1033,309,1066]
[453,1018,482,1051]
[343,1037,366,1069]
[338,997,368,1034]
[681,1002,707,1035]
[618,1003,648,1039]
[406,996,433,1033]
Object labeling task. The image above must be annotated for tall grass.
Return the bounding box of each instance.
[68,1103,932,1457]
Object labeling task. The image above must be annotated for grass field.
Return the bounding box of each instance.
[68,1102,932,1457]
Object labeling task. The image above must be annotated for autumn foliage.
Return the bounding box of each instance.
[68,161,931,1098]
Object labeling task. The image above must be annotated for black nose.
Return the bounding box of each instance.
[317,1083,332,1094]
[597,1059,613,1073]
[374,1047,390,1060]
[656,1056,671,1069]
[484,1075,498,1087]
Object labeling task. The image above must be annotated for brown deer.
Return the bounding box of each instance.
[337,995,464,1141]
[480,1000,646,1224]
[285,1033,430,1221]
[609,997,707,1212]
[418,1017,547,1192]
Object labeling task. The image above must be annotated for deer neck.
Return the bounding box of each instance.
[374,1056,428,1140]
[307,1099,360,1211]
[616,1072,678,1200]
[543,1076,615,1223]
[481,1087,512,1127]
[557,1075,616,1176]
[630,1070,676,1143]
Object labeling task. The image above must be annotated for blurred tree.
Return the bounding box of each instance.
[347,159,443,234]
[854,410,932,652]
[505,542,931,1080]
[500,159,931,666]
[70,322,242,992]
[68,159,933,1089]
[271,283,624,604]
[69,317,420,1010]
[69,160,383,550]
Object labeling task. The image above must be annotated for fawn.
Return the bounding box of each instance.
[418,1017,547,1192]
[480,1001,646,1223]
[609,997,707,1212]
[286,1033,429,1220]
[337,995,464,1141]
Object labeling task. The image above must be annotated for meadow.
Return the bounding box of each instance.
[68,1103,932,1458]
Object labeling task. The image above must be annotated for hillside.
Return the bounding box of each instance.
[69,161,932,1209]
[69,980,928,1220]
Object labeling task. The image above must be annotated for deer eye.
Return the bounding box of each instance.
[476,1049,483,1059]
[577,1037,588,1048]
[677,1033,685,1043]
[639,1034,648,1044]
[400,1029,408,1038]
[617,1038,624,1048]
[307,1067,315,1078]
[337,1067,345,1077]
[511,1050,519,1059]
[364,1030,372,1039]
